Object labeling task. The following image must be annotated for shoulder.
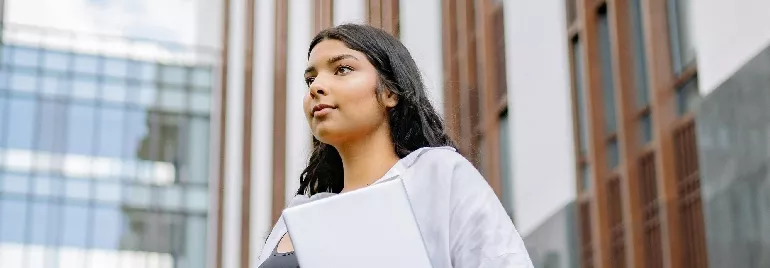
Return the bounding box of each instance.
[403,146,489,193]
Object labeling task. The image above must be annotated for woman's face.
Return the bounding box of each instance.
[303,39,397,146]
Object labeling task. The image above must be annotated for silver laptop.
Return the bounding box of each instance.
[282,178,433,268]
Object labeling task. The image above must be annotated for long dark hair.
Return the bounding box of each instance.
[297,24,455,196]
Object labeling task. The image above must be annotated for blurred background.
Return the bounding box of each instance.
[0,0,768,267]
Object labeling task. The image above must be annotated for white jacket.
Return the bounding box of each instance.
[255,146,534,267]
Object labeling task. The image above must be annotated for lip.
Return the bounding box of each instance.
[311,104,336,117]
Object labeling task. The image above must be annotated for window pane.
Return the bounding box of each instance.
[677,76,701,115]
[103,58,128,78]
[13,46,40,68]
[191,67,213,88]
[186,186,208,213]
[29,200,52,245]
[639,113,653,145]
[71,76,99,101]
[73,54,100,75]
[1,46,13,66]
[101,78,127,103]
[1,173,30,194]
[38,99,66,153]
[65,178,91,200]
[91,205,125,249]
[0,197,27,243]
[125,184,151,208]
[186,117,210,184]
[668,0,696,73]
[61,203,89,247]
[94,181,123,203]
[136,83,158,107]
[572,38,590,156]
[160,185,183,210]
[43,50,69,72]
[8,97,38,149]
[34,175,63,197]
[10,69,38,93]
[41,72,69,98]
[97,107,125,158]
[160,65,187,85]
[66,104,96,155]
[123,109,150,159]
[630,0,650,107]
[131,61,157,81]
[597,8,618,134]
[180,215,207,268]
[607,140,620,169]
[581,164,592,192]
[190,92,211,114]
[161,87,186,113]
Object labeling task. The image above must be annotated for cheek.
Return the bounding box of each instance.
[302,94,312,119]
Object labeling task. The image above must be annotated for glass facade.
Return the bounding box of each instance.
[0,40,214,268]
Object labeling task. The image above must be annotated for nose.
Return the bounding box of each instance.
[309,78,328,98]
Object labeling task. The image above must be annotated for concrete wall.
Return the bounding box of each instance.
[399,0,444,115]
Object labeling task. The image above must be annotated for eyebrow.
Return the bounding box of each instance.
[304,54,360,75]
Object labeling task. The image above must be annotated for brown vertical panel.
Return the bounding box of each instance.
[606,0,643,266]
[367,0,382,28]
[239,0,256,267]
[314,0,334,35]
[214,0,231,267]
[640,0,683,267]
[442,0,460,144]
[639,152,663,268]
[579,0,611,266]
[579,199,595,268]
[673,118,708,268]
[607,176,625,268]
[475,0,502,196]
[271,0,289,223]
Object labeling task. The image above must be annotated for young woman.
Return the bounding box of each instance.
[256,24,533,268]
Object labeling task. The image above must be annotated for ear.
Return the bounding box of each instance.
[382,89,398,108]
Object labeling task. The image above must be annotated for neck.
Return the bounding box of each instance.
[335,127,400,193]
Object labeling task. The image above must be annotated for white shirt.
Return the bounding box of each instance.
[255,146,534,268]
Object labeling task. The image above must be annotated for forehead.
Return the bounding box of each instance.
[308,39,361,62]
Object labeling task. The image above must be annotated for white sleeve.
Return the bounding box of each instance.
[448,158,534,268]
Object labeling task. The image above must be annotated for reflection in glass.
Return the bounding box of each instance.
[132,61,158,82]
[668,0,696,73]
[186,117,210,184]
[13,46,40,68]
[94,181,122,203]
[102,78,128,103]
[1,173,30,194]
[98,107,125,158]
[10,69,37,93]
[34,175,61,197]
[640,113,653,145]
[581,164,592,192]
[161,88,186,113]
[607,140,619,169]
[103,58,128,78]
[182,216,207,268]
[677,76,701,115]
[61,203,89,247]
[43,50,69,72]
[38,100,66,153]
[186,186,208,213]
[123,109,150,159]
[191,67,213,88]
[498,113,515,219]
[91,205,125,249]
[74,54,100,75]
[136,83,158,107]
[630,0,650,107]
[0,197,27,243]
[72,76,99,100]
[598,7,618,134]
[41,72,69,97]
[65,179,91,200]
[572,38,589,156]
[29,200,52,245]
[160,65,187,85]
[8,97,38,149]
[161,185,183,210]
[66,104,96,155]
[190,92,211,114]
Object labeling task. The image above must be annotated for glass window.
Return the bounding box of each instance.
[597,7,618,135]
[91,205,125,249]
[186,186,208,213]
[185,117,210,184]
[123,109,150,159]
[103,58,128,78]
[41,72,70,98]
[160,65,187,85]
[572,38,590,156]
[43,50,70,72]
[180,215,207,268]
[10,69,38,93]
[136,83,158,107]
[0,197,27,243]
[1,172,30,195]
[607,140,620,169]
[8,97,38,150]
[639,113,653,145]
[34,175,63,197]
[65,178,91,200]
[161,87,186,113]
[190,92,211,114]
[66,104,97,155]
[13,46,40,68]
[38,100,66,153]
[131,61,158,82]
[125,184,151,208]
[668,0,696,74]
[677,75,701,115]
[191,67,213,89]
[1,46,13,66]
[97,107,125,158]
[73,54,100,75]
[71,76,99,101]
[29,200,52,245]
[94,181,123,203]
[581,164,592,192]
[61,203,90,247]
[160,185,183,210]
[630,0,650,107]
[0,69,8,90]
[101,78,127,103]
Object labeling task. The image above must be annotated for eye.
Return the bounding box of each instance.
[335,65,353,75]
[304,76,315,87]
